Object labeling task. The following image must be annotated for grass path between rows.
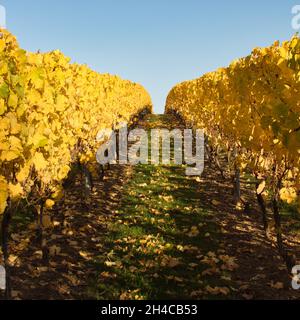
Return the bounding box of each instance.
[6,114,300,300]
[88,114,299,300]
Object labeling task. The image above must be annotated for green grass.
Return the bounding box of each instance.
[9,202,36,233]
[280,201,300,235]
[88,115,238,300]
[90,163,234,299]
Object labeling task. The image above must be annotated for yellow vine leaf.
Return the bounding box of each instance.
[0,176,8,214]
[32,152,48,171]
[8,183,24,198]
[0,150,20,162]
[45,199,55,209]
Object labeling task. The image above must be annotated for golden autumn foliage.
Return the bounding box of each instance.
[0,29,152,213]
[166,35,300,206]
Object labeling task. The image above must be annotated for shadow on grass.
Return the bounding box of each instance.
[90,164,235,300]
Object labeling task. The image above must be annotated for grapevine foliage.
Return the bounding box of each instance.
[0,29,152,213]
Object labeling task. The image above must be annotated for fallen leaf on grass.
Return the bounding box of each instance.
[212,200,221,206]
[239,284,249,291]
[37,266,49,272]
[176,245,184,252]
[138,183,147,187]
[187,226,199,237]
[68,240,78,246]
[167,257,181,268]
[34,250,43,258]
[202,267,220,276]
[190,290,203,297]
[242,293,254,300]
[166,275,184,283]
[10,233,20,241]
[100,271,117,279]
[270,281,284,289]
[188,263,198,268]
[8,254,18,265]
[58,284,70,295]
[173,276,184,283]
[53,221,60,227]
[160,195,173,202]
[129,266,138,273]
[201,252,219,266]
[205,285,230,296]
[221,275,232,281]
[219,255,239,271]
[256,181,266,195]
[104,261,117,267]
[79,251,91,260]
[235,202,243,211]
